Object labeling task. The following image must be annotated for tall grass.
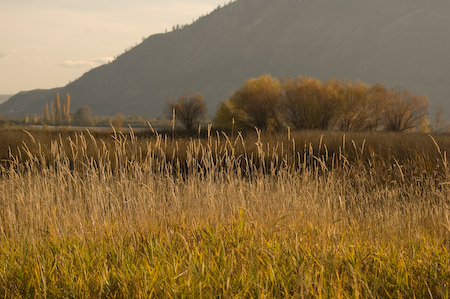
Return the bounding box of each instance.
[0,127,449,297]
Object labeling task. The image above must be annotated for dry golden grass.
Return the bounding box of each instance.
[0,127,449,297]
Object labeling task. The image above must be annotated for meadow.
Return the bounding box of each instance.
[0,127,449,297]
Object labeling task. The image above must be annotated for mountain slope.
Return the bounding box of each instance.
[0,95,11,106]
[2,0,450,118]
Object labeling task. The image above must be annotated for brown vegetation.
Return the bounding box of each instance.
[283,76,337,130]
[73,105,94,126]
[214,75,430,133]
[0,127,449,296]
[166,92,206,132]
[382,88,429,131]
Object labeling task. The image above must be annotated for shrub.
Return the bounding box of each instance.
[166,93,206,132]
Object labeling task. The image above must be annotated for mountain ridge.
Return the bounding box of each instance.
[1,0,449,118]
[0,95,12,106]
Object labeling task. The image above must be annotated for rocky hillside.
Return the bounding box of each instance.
[1,0,449,118]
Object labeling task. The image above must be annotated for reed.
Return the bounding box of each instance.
[0,127,449,297]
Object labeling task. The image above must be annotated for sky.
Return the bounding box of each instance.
[0,0,226,95]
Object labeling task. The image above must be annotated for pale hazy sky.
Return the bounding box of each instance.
[0,0,225,95]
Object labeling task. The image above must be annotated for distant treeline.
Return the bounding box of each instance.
[37,93,137,129]
[213,75,430,132]
[12,75,441,133]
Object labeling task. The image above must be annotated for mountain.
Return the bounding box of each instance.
[1,0,450,119]
[0,95,11,105]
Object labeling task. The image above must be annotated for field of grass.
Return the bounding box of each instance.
[0,127,449,297]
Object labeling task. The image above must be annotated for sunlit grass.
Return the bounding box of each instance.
[0,127,449,297]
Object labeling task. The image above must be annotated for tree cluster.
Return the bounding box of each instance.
[43,92,71,126]
[213,75,430,132]
[42,93,97,127]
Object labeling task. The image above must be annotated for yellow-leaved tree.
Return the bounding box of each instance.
[214,74,282,131]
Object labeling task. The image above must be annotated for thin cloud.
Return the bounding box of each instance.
[59,57,113,68]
